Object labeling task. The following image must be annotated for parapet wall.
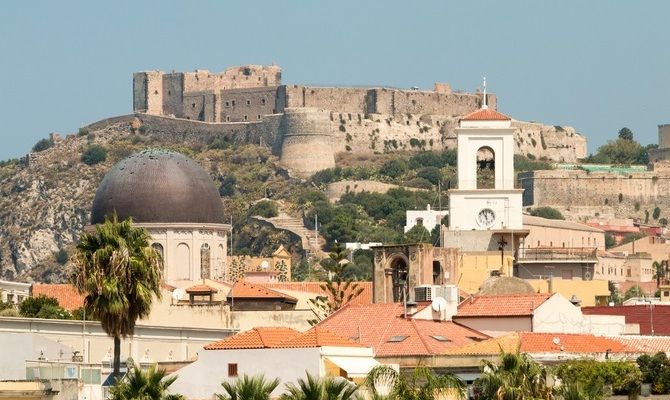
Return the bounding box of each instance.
[520,169,670,221]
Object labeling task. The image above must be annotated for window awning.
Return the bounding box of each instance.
[324,356,379,378]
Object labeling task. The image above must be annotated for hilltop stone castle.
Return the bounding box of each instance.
[133,65,587,177]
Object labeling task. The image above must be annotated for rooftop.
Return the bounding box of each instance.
[446,332,631,355]
[456,293,553,317]
[523,215,605,233]
[262,281,372,306]
[316,303,488,357]
[582,305,670,336]
[228,281,297,303]
[31,284,84,311]
[461,108,511,121]
[204,326,362,350]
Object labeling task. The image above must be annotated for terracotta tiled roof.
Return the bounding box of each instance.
[185,284,217,294]
[262,281,372,305]
[31,284,85,311]
[281,327,364,348]
[613,336,670,353]
[160,282,176,291]
[456,293,553,317]
[316,303,488,357]
[204,326,361,350]
[447,332,631,355]
[461,108,511,121]
[582,305,670,335]
[204,327,300,350]
[228,281,297,303]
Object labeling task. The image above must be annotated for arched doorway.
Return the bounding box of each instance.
[388,256,409,303]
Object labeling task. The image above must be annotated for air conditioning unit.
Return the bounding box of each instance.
[415,285,459,302]
[415,285,437,302]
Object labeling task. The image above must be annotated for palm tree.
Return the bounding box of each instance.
[366,366,465,400]
[109,362,184,400]
[474,348,553,400]
[280,372,360,400]
[217,374,280,400]
[72,215,163,381]
[555,382,603,400]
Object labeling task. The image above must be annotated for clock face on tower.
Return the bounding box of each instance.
[477,208,496,228]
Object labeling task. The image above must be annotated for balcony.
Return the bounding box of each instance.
[517,247,598,263]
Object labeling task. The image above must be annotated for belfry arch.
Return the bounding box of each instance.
[476,146,495,189]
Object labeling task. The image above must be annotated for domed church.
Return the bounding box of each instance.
[90,149,230,284]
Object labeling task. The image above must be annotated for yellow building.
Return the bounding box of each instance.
[456,252,514,295]
[527,278,610,307]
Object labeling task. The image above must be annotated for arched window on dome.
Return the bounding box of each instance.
[476,146,495,189]
[201,243,211,279]
[151,243,164,273]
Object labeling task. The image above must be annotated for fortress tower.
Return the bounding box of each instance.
[279,108,335,178]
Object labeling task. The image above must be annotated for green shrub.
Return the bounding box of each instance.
[409,138,421,148]
[218,175,236,196]
[405,177,433,189]
[379,158,408,178]
[529,206,564,220]
[440,149,457,167]
[54,249,68,265]
[18,295,72,319]
[409,152,444,169]
[81,145,107,165]
[653,207,661,220]
[32,138,53,153]
[248,200,278,218]
[660,218,668,226]
[77,127,89,137]
[416,167,442,185]
[554,359,641,396]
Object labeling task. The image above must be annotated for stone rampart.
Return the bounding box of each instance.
[520,169,670,221]
[279,108,335,178]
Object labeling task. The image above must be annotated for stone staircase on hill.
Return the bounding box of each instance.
[251,213,327,258]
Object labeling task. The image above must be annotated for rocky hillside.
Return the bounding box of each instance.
[0,118,310,282]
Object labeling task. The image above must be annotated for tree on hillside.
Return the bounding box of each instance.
[72,215,163,382]
[618,127,634,141]
[529,207,564,220]
[308,243,364,325]
[403,225,432,244]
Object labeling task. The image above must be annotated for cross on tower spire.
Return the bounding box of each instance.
[482,76,488,109]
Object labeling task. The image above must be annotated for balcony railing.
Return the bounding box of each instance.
[518,247,598,261]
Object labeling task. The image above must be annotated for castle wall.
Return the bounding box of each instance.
[284,85,371,114]
[659,124,670,149]
[520,169,670,221]
[373,88,494,118]
[133,71,164,114]
[219,86,280,122]
[161,73,184,117]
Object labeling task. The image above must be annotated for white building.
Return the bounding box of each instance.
[0,280,30,304]
[404,204,448,233]
[447,94,523,231]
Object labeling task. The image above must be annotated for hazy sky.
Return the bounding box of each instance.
[1,1,668,160]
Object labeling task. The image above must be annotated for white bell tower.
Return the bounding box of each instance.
[447,80,523,231]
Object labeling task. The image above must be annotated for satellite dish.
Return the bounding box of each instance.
[552,337,561,345]
[261,260,269,270]
[172,288,185,301]
[431,297,448,312]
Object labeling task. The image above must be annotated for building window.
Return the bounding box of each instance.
[225,101,230,107]
[192,103,196,108]
[257,115,261,120]
[261,98,266,105]
[246,99,251,106]
[665,291,669,297]
[627,269,631,277]
[226,116,230,122]
[537,240,540,246]
[416,217,424,226]
[244,115,248,121]
[228,363,238,377]
[476,146,495,189]
[231,100,236,106]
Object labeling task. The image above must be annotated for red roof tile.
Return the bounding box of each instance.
[447,332,631,355]
[204,327,300,350]
[263,282,372,306]
[204,326,361,350]
[228,281,297,303]
[614,336,670,353]
[316,303,488,357]
[461,108,511,121]
[31,284,85,311]
[582,305,670,335]
[281,327,364,348]
[456,293,553,317]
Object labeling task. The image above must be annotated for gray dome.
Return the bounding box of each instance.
[478,276,535,296]
[91,149,225,225]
